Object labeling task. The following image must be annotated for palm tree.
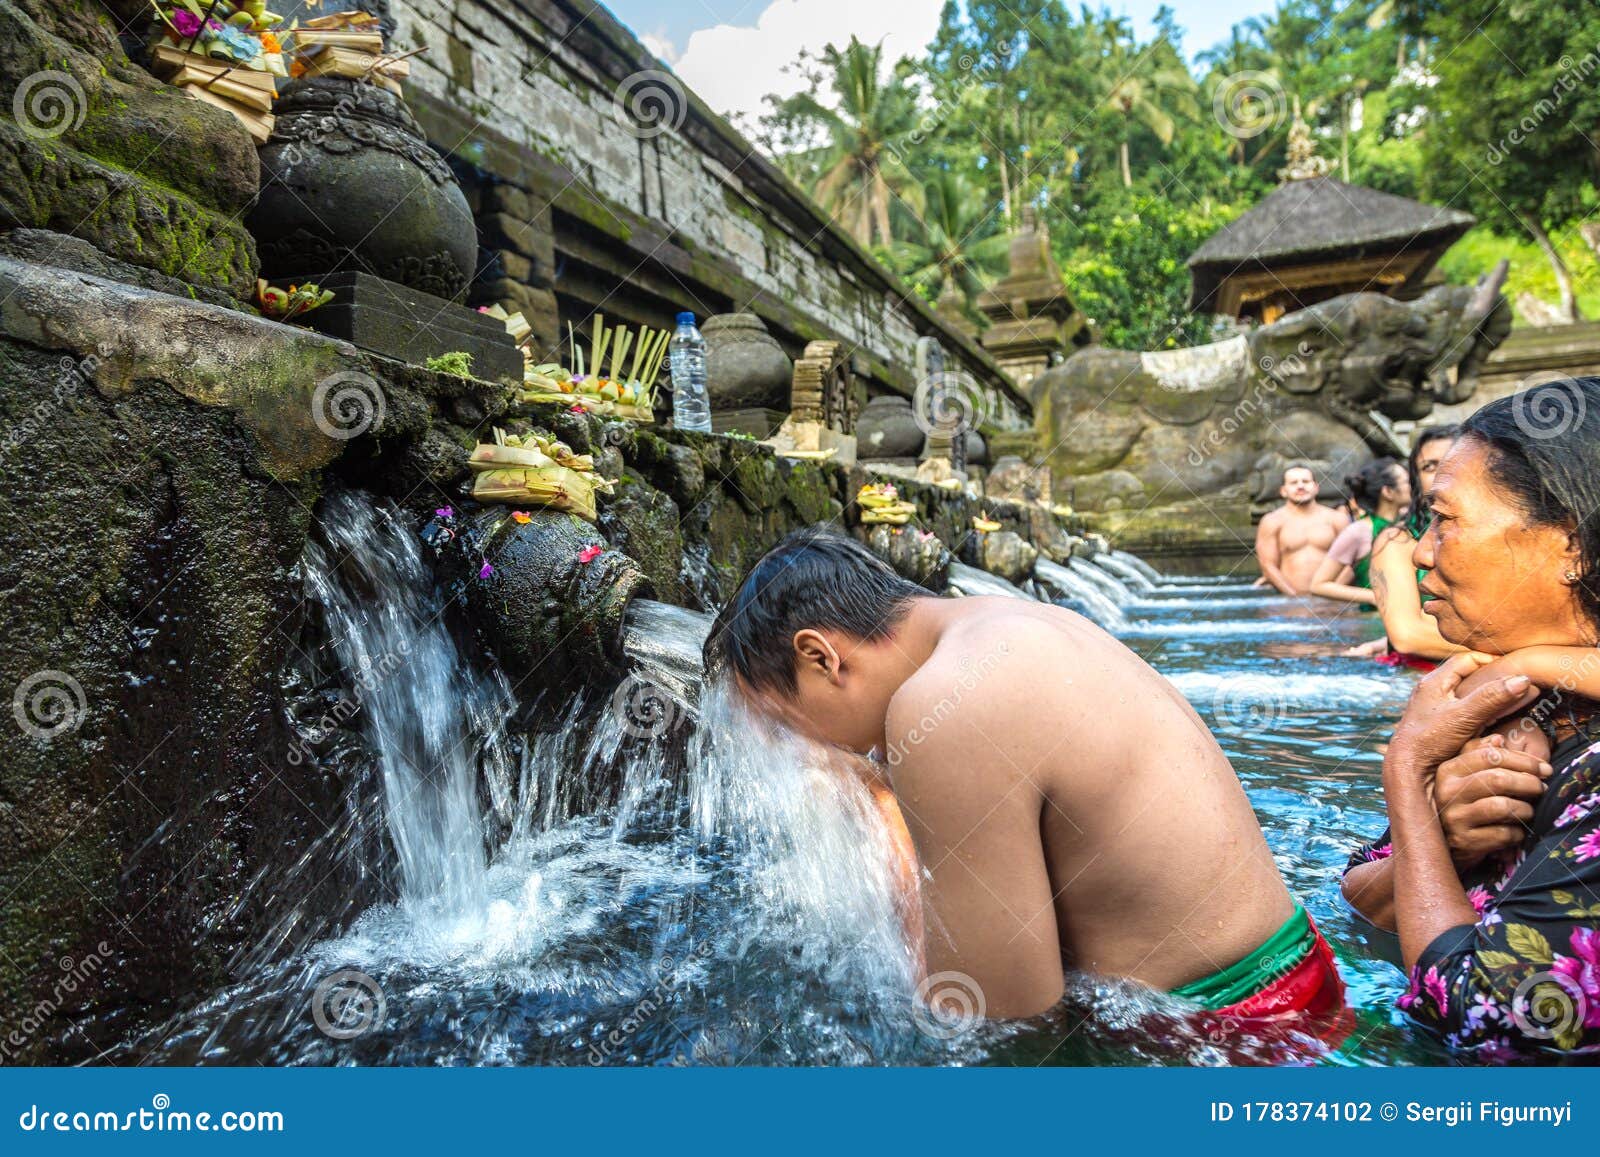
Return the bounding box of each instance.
[889,172,1010,309]
[1091,15,1200,187]
[772,37,920,248]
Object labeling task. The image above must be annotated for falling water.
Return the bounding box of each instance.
[1033,559,1128,628]
[1097,551,1156,591]
[122,511,1411,1067]
[1071,555,1138,606]
[303,491,516,913]
[946,560,1032,600]
[1109,549,1164,585]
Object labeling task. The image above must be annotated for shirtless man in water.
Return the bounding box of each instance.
[1254,465,1349,594]
[705,530,1345,1022]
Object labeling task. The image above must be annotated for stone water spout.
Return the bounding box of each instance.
[429,506,653,689]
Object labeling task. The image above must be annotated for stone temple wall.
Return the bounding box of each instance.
[348,0,1030,429]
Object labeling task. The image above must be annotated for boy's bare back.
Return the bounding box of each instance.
[884,597,1294,1017]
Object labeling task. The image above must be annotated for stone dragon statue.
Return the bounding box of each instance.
[1031,261,1511,514]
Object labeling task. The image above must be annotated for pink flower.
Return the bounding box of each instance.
[1557,794,1599,829]
[1575,830,1600,863]
[1467,886,1493,915]
[1552,927,1600,1028]
[478,560,494,579]
[435,506,454,520]
[170,8,202,36]
[1400,965,1450,1016]
[578,545,602,564]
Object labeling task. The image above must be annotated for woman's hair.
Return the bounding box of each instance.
[1461,377,1600,629]
[1404,422,1461,536]
[1343,456,1403,516]
[703,527,926,695]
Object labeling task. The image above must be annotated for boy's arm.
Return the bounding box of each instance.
[1472,645,1600,696]
[887,686,1064,1020]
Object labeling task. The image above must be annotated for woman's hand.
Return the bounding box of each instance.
[1433,733,1551,870]
[1385,652,1543,779]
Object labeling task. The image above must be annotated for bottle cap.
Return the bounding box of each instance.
[676,312,696,326]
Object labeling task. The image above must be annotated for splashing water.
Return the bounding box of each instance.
[115,500,1440,1067]
[303,491,516,914]
[1033,559,1128,628]
[1097,551,1155,592]
[946,561,1032,600]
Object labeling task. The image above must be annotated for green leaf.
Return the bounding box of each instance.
[1474,950,1522,969]
[1505,923,1555,964]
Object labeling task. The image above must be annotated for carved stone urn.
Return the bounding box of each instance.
[855,395,924,460]
[702,312,793,410]
[249,78,477,301]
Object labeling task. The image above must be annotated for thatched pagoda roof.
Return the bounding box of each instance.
[1187,177,1475,314]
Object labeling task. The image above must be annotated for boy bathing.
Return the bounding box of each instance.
[705,530,1345,1024]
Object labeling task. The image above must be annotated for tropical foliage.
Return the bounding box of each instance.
[755,0,1600,346]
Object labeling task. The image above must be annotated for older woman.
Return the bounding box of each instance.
[1342,377,1600,1059]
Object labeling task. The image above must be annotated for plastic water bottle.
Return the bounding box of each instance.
[669,312,712,433]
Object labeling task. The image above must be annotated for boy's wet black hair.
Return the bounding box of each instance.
[703,527,927,696]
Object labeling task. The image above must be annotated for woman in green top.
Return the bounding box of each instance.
[1309,457,1410,608]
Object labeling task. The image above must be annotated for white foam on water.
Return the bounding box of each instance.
[1165,671,1409,709]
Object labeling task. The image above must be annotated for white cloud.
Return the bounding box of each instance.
[639,32,679,65]
[666,0,944,126]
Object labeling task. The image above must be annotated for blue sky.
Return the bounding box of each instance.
[604,0,1277,124]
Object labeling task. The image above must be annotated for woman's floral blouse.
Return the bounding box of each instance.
[1345,731,1600,1059]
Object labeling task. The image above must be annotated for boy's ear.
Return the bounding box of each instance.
[793,629,842,683]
